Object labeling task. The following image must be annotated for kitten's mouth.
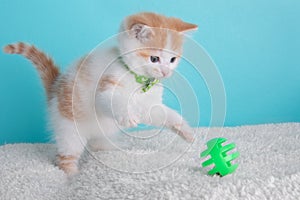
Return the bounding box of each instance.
[161,71,172,78]
[151,68,172,79]
[151,73,165,79]
[152,74,170,79]
[151,71,172,79]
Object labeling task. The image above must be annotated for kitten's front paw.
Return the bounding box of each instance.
[115,114,140,128]
[171,124,195,143]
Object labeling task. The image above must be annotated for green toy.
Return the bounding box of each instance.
[200,138,239,176]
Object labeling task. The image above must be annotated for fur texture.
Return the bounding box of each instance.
[3,12,198,175]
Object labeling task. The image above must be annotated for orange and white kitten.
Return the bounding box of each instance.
[4,12,198,175]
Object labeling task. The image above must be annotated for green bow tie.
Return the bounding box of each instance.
[121,59,159,92]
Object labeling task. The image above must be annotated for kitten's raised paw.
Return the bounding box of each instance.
[115,115,140,128]
[171,124,195,143]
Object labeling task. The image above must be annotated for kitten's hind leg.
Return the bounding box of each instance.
[53,117,87,176]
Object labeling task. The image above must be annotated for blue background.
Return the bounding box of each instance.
[0,0,299,144]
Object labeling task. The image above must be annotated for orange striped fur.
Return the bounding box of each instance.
[98,75,122,92]
[3,42,60,100]
[56,154,79,175]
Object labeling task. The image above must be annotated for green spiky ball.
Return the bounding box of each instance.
[200,138,239,176]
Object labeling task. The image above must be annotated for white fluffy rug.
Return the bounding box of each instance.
[1,123,300,200]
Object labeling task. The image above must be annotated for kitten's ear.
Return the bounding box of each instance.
[178,22,198,33]
[170,18,198,33]
[130,24,154,42]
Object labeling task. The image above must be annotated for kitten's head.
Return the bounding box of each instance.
[118,12,197,79]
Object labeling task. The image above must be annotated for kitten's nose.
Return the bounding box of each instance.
[161,66,170,77]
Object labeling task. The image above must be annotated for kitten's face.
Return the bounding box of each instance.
[118,13,197,79]
[136,47,180,79]
[128,27,183,79]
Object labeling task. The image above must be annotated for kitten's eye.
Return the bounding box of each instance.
[170,57,177,63]
[150,56,160,63]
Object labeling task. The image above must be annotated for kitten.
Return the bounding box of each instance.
[3,12,198,175]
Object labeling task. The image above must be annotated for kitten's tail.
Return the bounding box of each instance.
[3,42,60,99]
